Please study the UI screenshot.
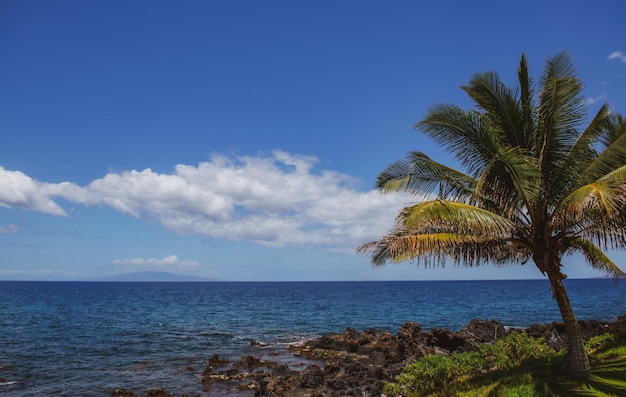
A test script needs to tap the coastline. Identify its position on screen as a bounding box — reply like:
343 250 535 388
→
109 315 626 397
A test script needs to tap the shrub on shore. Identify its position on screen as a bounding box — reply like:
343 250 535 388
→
384 331 626 396
384 332 561 396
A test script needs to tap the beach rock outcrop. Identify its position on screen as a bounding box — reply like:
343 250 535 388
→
461 319 508 344
525 319 616 349
200 319 511 396
145 389 172 397
112 387 192 397
201 317 625 396
112 316 626 397
288 319 508 396
111 389 174 397
112 390 137 397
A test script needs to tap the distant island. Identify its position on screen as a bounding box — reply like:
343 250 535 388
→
91 271 217 282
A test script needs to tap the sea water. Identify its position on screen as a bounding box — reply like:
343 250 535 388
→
0 279 624 396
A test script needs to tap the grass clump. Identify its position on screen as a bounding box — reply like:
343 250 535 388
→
384 332 559 396
384 331 626 397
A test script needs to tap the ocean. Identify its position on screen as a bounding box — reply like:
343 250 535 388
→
1 279 624 396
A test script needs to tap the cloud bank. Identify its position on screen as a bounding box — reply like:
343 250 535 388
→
0 268 82 277
113 255 199 268
0 167 69 216
0 151 412 251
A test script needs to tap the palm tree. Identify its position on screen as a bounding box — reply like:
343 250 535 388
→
358 52 626 378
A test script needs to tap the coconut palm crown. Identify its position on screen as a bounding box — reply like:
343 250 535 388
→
358 52 626 378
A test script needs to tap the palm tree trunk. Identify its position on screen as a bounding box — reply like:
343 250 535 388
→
548 274 590 378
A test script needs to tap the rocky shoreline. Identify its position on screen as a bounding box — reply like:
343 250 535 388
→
113 316 626 397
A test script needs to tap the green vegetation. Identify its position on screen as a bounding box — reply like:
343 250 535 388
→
358 52 626 378
384 331 626 396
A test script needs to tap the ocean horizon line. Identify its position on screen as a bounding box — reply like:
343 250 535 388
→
0 277 611 283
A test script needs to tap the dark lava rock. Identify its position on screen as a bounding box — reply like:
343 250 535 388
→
525 321 567 348
424 319 509 354
111 388 197 397
610 315 626 332
114 316 625 397
208 353 229 367
145 388 172 397
525 319 615 349
250 320 512 396
250 317 625 396
427 327 469 352
112 390 137 397
234 355 277 371
461 319 508 344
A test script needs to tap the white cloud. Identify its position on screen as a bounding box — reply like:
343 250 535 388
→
0 224 18 234
0 151 413 251
0 167 69 216
0 268 82 276
608 51 626 63
113 255 199 268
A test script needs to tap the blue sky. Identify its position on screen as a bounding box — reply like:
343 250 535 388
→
1 0 625 281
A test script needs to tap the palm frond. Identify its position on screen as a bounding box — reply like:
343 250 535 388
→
556 178 626 220
537 51 587 171
584 127 626 184
568 237 626 278
518 53 536 147
598 164 626 188
473 145 540 217
600 112 626 148
416 105 500 177
553 173 626 254
555 103 612 191
462 71 526 147
568 216 626 253
357 200 530 267
357 230 520 268
375 151 476 200
400 200 518 237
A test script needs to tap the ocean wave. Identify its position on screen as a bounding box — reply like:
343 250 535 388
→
0 381 17 386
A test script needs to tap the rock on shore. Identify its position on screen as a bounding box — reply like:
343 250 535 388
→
112 316 626 397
